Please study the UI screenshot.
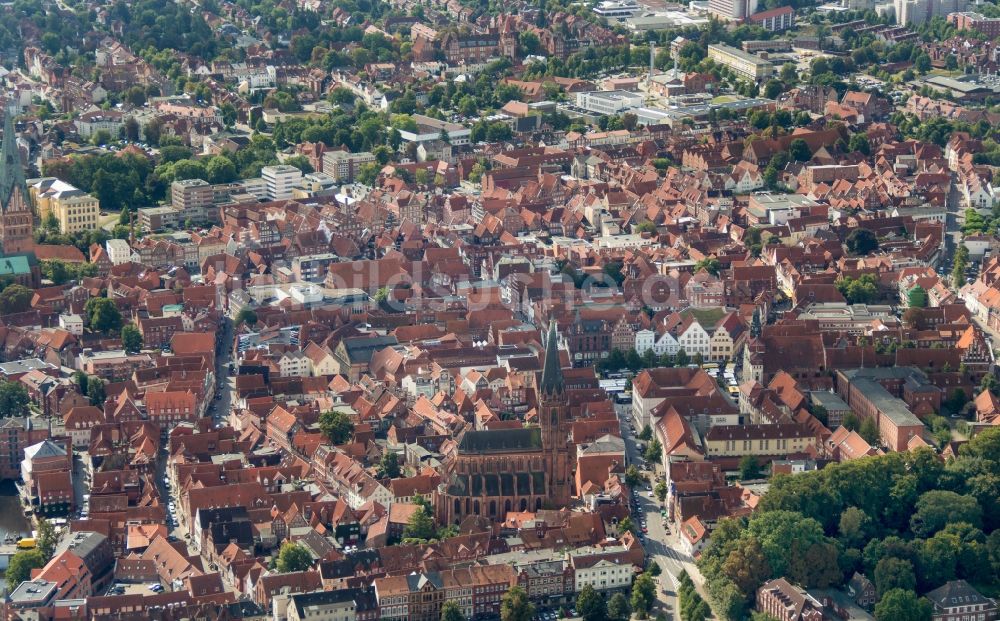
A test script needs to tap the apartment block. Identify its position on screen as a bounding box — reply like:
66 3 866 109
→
948 11 1000 36
748 6 795 31
707 44 774 82
171 178 215 222
322 150 376 183
708 0 758 19
261 165 303 201
894 0 967 24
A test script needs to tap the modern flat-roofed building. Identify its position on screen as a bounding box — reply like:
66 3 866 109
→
575 90 644 115
748 6 795 31
708 44 774 82
708 0 757 19
396 114 471 145
261 164 303 201
322 150 376 182
171 178 215 222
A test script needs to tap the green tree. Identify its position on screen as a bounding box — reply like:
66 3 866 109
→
91 129 113 147
441 601 466 621
780 62 798 83
875 589 932 621
87 377 106 407
635 221 658 235
36 517 60 559
121 324 143 354
849 133 871 155
73 371 89 396
84 297 123 334
6 549 46 586
500 585 535 621
319 409 355 445
608 592 631 621
675 349 690 367
124 116 141 141
619 516 638 535
0 381 30 418
631 571 657 617
638 424 653 441
789 138 812 162
0 284 33 314
739 455 761 480
206 156 237 184
275 542 313 572
577 584 608 621
859 418 880 445
377 451 400 479
43 210 59 232
655 480 668 502
694 257 722 276
763 79 784 100
402 505 437 541
875 557 917 598
235 308 258 327
357 162 380 186
721 536 772 603
644 439 662 463
625 464 643 487
907 285 928 308
846 229 879 255
284 155 314 174
746 510 828 577
838 507 870 548
910 490 982 537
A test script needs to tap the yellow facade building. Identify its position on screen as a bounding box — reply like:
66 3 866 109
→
27 177 100 234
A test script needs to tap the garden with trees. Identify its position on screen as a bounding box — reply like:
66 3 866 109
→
697 429 1000 621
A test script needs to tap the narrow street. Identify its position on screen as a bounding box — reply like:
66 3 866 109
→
615 403 708 620
152 318 235 570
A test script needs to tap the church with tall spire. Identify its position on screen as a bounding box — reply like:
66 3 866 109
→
0 108 34 254
434 321 574 524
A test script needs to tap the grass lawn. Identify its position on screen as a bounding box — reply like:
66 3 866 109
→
711 95 740 104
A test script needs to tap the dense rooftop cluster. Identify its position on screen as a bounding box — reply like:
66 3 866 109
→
0 0 998 620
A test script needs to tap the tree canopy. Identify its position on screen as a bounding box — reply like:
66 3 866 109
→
319 409 355 445
0 381 30 418
500 585 535 621
7 549 46 586
85 298 123 334
275 542 313 573
697 430 1000 620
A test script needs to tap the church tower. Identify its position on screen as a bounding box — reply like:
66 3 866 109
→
539 320 572 507
0 108 34 254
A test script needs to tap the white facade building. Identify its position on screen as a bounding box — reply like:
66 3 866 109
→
261 165 303 201
575 91 644 115
106 238 133 265
572 557 634 592
635 329 655 354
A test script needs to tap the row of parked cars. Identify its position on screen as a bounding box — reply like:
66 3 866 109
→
164 475 179 528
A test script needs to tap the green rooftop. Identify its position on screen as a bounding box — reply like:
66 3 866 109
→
0 255 32 275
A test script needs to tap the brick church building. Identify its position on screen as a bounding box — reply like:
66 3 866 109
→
435 321 573 524
0 109 34 254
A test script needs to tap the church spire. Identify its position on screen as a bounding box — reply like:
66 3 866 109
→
539 320 564 398
0 106 27 212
